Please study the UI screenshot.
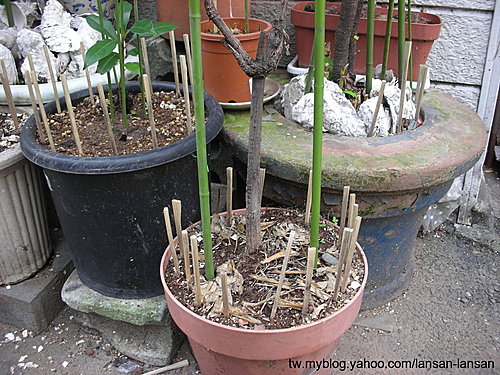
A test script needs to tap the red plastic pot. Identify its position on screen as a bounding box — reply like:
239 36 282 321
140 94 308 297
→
201 18 272 103
156 0 251 41
160 208 367 374
291 1 441 81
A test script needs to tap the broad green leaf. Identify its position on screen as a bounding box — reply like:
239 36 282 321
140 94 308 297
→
130 19 154 36
150 22 177 36
84 39 118 69
96 52 119 74
122 1 133 29
124 62 141 74
128 47 139 56
86 15 117 39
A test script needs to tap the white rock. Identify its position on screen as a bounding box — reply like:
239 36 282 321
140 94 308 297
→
0 44 17 83
56 52 71 76
350 280 361 290
17 29 57 82
0 27 17 50
382 82 416 134
4 333 15 342
21 330 28 338
62 361 69 368
281 75 307 119
358 97 392 137
40 0 80 53
78 17 101 52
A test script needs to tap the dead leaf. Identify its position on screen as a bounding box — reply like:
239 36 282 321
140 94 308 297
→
260 250 300 264
260 221 276 231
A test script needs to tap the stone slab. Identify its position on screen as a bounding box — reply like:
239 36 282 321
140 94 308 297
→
0 243 73 333
62 271 168 326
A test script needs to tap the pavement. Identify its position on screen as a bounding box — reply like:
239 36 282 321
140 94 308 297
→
1 169 498 375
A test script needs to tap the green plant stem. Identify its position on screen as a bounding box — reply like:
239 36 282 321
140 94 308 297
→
310 0 325 267
366 0 375 94
189 0 213 280
96 0 115 122
398 0 405 88
381 0 394 80
133 0 147 115
3 0 14 27
407 0 413 89
244 0 250 33
116 1 128 128
304 40 315 94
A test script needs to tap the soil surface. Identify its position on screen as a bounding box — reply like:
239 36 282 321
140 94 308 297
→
42 91 192 157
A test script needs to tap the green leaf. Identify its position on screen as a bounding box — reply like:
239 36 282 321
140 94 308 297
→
84 40 118 69
150 22 177 36
86 15 116 39
128 47 139 56
124 62 141 74
96 52 119 74
122 1 133 28
130 20 177 37
344 89 357 98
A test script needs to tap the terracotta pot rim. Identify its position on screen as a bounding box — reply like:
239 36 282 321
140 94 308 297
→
200 17 273 42
160 207 368 335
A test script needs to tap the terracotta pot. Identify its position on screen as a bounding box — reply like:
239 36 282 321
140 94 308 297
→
201 18 272 103
156 0 251 41
291 1 441 81
160 208 367 374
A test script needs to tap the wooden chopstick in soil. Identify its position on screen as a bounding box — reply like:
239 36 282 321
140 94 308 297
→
333 227 353 301
168 30 180 97
368 80 386 137
347 194 357 229
221 271 230 317
270 230 296 321
79 42 95 106
302 247 316 315
163 207 180 275
142 74 158 148
182 34 194 86
60 74 83 155
190 235 202 306
396 41 412 134
179 55 193 134
181 230 191 284
24 71 44 140
0 61 18 129
226 167 233 225
341 216 362 293
96 83 118 155
339 186 350 243
42 44 62 112
305 169 313 225
414 64 428 122
30 70 56 152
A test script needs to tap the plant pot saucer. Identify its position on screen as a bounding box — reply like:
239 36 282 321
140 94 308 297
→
219 78 281 110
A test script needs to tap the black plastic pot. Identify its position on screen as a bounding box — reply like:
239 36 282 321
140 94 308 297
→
21 82 224 299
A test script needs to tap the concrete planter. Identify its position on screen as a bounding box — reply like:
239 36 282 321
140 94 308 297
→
0 144 52 284
220 90 487 309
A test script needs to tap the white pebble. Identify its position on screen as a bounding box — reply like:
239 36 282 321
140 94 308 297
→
5 333 15 342
62 361 69 368
350 281 361 290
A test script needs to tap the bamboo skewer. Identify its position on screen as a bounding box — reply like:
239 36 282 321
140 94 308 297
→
341 216 362 293
31 71 55 152
270 230 296 321
221 272 230 317
60 74 83 155
168 30 180 97
182 34 194 86
43 44 61 113
414 65 428 121
333 228 353 301
141 360 189 375
26 53 35 73
339 186 350 243
0 61 18 129
347 194 357 229
172 199 185 264
302 247 316 315
79 43 95 106
190 235 202 306
368 80 386 137
139 37 154 98
181 230 191 283
259 168 266 204
163 207 180 275
142 74 158 148
226 167 233 224
179 55 193 134
96 84 118 155
396 41 412 134
24 72 44 140
305 169 313 225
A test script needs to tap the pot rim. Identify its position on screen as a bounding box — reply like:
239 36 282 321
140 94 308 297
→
160 207 368 335
20 81 224 175
200 17 273 42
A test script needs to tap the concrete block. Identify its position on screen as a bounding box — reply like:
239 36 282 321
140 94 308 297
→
0 243 73 333
62 271 182 366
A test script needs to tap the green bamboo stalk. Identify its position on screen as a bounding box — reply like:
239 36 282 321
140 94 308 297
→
244 0 250 34
398 0 405 88
3 0 14 27
366 0 375 94
189 0 213 280
96 0 116 122
407 0 413 90
310 0 326 267
381 0 394 80
133 0 147 115
116 0 128 128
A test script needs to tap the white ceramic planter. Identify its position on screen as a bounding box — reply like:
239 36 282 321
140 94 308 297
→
0 144 52 284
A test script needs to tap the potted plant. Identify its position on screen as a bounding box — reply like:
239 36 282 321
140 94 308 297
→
156 0 251 40
291 1 441 81
20 0 224 298
161 0 367 372
220 0 487 309
0 109 51 285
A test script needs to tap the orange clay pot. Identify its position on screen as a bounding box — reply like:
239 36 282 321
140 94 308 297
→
156 0 251 41
160 208 368 375
201 18 272 103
